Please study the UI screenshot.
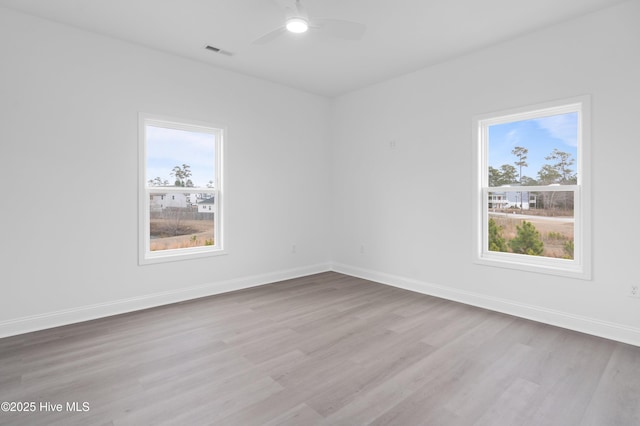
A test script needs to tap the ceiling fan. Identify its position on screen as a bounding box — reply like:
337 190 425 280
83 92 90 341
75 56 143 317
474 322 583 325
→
253 0 366 45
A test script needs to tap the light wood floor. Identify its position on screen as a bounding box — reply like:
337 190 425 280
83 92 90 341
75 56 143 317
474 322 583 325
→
1 272 638 425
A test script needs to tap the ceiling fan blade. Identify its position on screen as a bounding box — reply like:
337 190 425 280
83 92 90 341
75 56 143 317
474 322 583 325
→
311 18 366 40
252 26 287 45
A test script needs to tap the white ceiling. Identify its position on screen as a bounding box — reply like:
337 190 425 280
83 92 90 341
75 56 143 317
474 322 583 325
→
0 0 629 97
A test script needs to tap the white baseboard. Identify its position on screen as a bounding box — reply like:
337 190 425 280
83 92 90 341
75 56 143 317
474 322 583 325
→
0 263 332 338
4 262 638 347
331 263 640 347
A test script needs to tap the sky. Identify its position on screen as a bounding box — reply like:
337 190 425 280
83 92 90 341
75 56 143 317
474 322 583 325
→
146 126 216 188
488 111 578 182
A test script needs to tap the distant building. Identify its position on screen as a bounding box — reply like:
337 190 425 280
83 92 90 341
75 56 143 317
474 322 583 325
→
489 188 536 210
197 196 215 213
149 192 197 211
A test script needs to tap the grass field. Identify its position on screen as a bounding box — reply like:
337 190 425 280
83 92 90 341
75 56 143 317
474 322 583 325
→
490 212 573 258
150 218 214 251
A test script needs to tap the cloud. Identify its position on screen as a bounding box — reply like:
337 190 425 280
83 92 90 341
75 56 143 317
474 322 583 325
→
506 129 519 145
533 112 578 147
146 126 216 187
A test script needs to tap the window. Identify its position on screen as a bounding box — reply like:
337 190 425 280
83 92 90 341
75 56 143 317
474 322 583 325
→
139 114 225 264
474 97 591 279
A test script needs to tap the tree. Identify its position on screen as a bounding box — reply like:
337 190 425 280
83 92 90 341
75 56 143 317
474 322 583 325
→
148 177 169 187
488 166 501 187
512 146 528 209
545 148 576 184
161 207 186 237
544 149 576 211
537 149 576 211
498 165 518 185
563 240 574 259
488 218 508 252
171 166 184 186
509 221 544 255
489 164 518 186
536 164 560 210
170 164 193 187
520 176 538 186
181 163 192 183
537 164 561 185
512 146 528 182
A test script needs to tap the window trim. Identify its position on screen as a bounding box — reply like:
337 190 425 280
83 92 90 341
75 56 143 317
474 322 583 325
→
138 113 226 265
473 96 591 279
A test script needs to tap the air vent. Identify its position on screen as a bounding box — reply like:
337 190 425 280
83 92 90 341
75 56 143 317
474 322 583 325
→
205 45 233 56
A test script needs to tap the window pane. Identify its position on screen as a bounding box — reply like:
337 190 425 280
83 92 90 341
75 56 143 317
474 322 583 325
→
149 192 215 252
488 112 578 186
146 126 216 188
488 191 574 259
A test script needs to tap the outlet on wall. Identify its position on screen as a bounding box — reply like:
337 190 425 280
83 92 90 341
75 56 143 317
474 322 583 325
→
630 285 640 298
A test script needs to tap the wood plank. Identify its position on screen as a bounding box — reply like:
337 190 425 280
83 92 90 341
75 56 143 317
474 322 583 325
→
0 272 638 426
580 342 640 426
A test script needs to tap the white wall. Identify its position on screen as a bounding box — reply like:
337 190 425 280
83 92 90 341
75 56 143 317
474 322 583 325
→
0 7 331 334
330 1 640 345
2 2 639 345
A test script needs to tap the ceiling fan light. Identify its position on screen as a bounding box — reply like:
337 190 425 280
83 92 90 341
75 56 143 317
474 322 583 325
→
286 17 308 33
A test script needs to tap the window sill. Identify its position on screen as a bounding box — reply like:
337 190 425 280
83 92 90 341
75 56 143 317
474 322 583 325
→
140 248 227 266
475 252 591 280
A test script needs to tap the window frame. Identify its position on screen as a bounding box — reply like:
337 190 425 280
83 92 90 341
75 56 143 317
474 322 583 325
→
138 113 226 265
473 96 591 279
